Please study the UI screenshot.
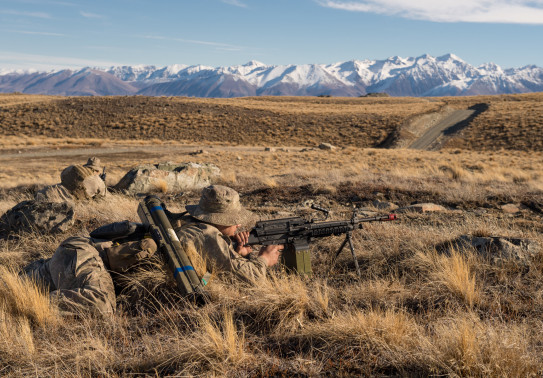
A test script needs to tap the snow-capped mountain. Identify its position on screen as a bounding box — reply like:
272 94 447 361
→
0 54 542 97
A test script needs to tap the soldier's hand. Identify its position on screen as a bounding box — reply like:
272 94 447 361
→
258 244 283 267
233 231 252 257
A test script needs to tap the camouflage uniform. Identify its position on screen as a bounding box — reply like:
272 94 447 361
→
24 236 157 314
60 164 106 200
36 156 107 203
175 185 273 283
0 157 106 234
176 220 268 283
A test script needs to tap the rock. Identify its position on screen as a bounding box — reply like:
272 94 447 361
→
397 203 447 213
114 162 220 195
318 143 336 150
372 200 398 211
0 200 75 234
189 149 208 156
500 203 520 213
372 191 385 200
446 235 539 263
264 147 276 152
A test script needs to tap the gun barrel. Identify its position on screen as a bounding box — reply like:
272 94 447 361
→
356 213 397 222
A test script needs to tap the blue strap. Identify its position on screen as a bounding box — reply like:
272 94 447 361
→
150 205 163 213
174 266 195 278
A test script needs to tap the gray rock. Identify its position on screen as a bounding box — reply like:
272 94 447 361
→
372 200 398 211
447 235 539 263
318 143 336 150
501 203 520 213
0 200 75 234
189 149 208 156
114 162 220 195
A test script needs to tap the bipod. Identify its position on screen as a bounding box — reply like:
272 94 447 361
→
329 231 361 278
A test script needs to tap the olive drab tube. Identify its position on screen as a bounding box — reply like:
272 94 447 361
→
137 195 205 296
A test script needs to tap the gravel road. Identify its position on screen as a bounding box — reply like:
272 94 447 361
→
409 109 476 150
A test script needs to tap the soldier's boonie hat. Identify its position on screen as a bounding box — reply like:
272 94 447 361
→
186 185 254 227
83 157 103 172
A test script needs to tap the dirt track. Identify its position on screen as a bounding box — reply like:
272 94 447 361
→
0 144 300 160
409 109 476 150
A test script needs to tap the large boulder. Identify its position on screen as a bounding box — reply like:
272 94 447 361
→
114 162 220 195
0 200 75 234
445 235 539 263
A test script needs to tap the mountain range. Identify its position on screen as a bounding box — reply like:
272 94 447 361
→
1 54 542 97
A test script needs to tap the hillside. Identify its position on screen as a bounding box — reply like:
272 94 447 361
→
0 93 542 376
1 92 543 151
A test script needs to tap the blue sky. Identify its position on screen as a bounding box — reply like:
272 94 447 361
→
1 0 542 71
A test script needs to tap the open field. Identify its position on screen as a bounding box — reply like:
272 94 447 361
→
1 92 543 150
0 93 542 376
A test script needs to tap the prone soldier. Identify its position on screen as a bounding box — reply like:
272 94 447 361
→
172 185 283 284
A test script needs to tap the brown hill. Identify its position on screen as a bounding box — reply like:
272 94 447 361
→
0 92 542 151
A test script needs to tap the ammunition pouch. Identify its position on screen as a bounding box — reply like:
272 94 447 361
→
281 242 312 276
105 238 157 272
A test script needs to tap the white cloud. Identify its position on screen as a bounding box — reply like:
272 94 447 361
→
5 0 75 6
0 51 123 71
143 35 243 51
0 9 51 18
9 30 65 37
318 0 543 24
80 11 104 19
221 0 247 8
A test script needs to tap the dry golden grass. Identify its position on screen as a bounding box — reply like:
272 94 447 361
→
1 92 542 151
0 266 59 327
0 309 36 364
0 93 542 375
414 250 480 307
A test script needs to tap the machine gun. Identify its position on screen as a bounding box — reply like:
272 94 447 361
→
241 204 397 277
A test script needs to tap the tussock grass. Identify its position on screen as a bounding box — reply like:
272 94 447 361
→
0 266 59 327
153 179 169 193
0 308 35 364
414 250 480 308
0 100 542 375
237 273 311 334
432 314 540 377
74 193 140 224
